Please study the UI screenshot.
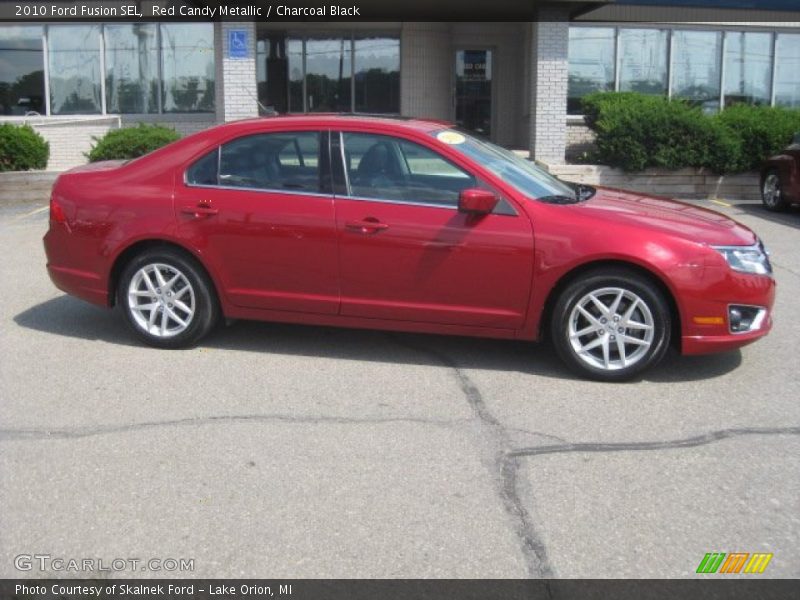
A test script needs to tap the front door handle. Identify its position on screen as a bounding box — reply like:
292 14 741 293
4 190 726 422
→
180 205 219 219
344 218 389 234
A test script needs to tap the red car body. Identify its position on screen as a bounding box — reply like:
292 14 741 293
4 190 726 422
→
44 115 774 367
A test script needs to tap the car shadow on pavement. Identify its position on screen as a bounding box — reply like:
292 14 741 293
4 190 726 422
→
13 295 141 347
732 202 800 231
15 295 743 383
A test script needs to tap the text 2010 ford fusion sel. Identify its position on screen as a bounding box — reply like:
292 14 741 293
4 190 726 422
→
44 115 775 381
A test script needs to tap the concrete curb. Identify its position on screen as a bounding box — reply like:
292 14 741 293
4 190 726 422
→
0 171 61 204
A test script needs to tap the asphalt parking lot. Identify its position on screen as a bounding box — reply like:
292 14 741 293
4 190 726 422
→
0 197 798 578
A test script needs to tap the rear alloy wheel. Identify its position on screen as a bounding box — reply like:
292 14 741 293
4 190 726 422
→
119 249 218 348
551 269 671 381
761 170 787 212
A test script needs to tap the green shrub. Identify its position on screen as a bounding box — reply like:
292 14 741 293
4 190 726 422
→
580 92 800 174
713 104 800 172
87 124 180 162
0 123 49 171
581 92 739 172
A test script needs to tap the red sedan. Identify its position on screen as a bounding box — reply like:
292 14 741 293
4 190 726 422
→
44 115 775 381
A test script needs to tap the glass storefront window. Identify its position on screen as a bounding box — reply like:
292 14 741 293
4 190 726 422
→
261 31 400 115
618 28 669 95
48 25 102 115
354 36 400 114
0 26 44 115
287 38 304 113
774 33 800 108
105 24 159 114
671 30 722 111
567 27 615 115
723 31 772 107
305 37 351 112
160 23 214 113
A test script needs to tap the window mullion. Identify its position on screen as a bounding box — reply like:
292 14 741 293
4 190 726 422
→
42 25 51 116
99 25 107 115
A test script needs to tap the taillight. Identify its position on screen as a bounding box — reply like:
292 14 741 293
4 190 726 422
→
50 194 66 223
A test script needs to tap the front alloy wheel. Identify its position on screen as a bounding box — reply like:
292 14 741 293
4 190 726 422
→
761 171 787 212
552 269 671 381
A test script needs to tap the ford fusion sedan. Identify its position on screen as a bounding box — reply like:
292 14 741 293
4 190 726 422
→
44 115 775 381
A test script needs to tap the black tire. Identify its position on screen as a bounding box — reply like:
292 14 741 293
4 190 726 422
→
550 268 671 382
761 169 788 212
117 247 219 349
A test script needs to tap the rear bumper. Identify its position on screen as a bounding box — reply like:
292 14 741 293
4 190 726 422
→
44 229 108 306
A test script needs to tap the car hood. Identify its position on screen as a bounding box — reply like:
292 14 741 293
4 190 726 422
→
575 187 757 246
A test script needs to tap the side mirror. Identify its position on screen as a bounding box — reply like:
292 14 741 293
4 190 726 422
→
458 188 498 216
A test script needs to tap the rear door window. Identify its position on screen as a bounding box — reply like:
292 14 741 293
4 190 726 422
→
217 131 322 193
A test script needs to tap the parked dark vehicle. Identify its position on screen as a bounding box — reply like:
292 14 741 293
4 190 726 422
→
761 132 800 211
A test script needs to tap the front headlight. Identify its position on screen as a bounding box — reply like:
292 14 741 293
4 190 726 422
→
711 241 772 275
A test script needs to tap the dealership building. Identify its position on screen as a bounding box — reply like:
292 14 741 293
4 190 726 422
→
1 0 799 169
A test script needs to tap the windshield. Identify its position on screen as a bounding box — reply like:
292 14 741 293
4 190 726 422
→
431 129 577 201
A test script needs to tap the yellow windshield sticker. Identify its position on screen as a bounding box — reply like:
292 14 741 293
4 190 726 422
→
437 131 466 145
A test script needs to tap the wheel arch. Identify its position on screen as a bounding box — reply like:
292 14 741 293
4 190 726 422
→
108 239 222 308
538 259 683 350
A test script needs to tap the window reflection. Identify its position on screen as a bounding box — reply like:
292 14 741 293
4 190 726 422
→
724 32 772 107
567 27 615 115
305 37 351 112
161 23 214 113
671 30 722 112
287 38 304 113
259 31 400 115
354 36 400 113
618 29 668 95
105 24 158 114
48 25 102 115
775 34 800 108
0 26 44 115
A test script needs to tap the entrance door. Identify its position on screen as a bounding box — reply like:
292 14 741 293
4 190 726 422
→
455 49 493 139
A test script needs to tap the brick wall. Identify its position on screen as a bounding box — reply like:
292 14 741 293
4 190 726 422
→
400 23 452 121
566 119 597 161
528 7 570 163
217 21 259 122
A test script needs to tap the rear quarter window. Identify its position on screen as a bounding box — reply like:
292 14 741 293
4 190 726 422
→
186 150 218 186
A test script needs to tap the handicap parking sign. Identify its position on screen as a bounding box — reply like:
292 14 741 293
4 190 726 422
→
228 30 248 59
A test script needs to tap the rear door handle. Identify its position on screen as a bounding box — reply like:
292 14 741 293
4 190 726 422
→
344 218 389 234
180 205 219 218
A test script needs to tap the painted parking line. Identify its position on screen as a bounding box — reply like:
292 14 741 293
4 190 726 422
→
710 199 733 208
9 205 49 222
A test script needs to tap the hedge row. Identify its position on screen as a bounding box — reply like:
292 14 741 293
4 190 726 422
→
581 92 800 173
87 124 180 162
0 123 49 171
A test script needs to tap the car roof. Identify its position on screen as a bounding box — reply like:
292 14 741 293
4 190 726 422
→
230 113 452 133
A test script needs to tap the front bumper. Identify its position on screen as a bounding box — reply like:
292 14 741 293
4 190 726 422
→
679 268 775 355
